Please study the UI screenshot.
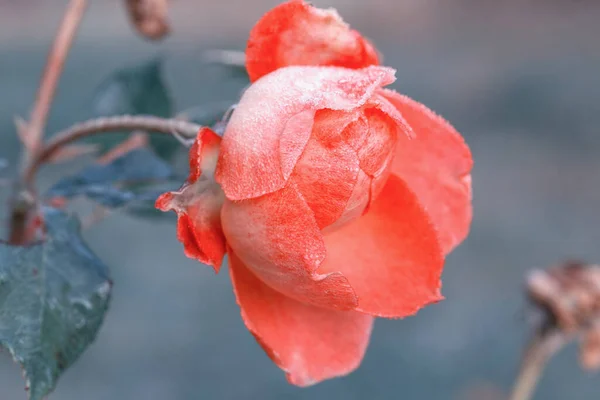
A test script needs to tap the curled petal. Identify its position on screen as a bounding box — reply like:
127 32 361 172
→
216 65 396 201
246 0 379 82
380 89 473 254
156 180 226 271
290 109 361 229
357 108 398 178
189 127 222 183
155 127 226 271
289 96 410 232
319 174 444 318
326 168 371 231
229 250 374 386
221 183 357 310
324 99 406 229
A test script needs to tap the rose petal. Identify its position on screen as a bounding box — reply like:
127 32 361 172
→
229 249 374 386
357 108 397 178
156 178 226 272
319 174 444 318
380 89 473 254
246 0 379 82
216 65 396 201
291 98 409 232
221 182 358 310
290 109 361 229
155 127 226 271
188 127 222 182
325 168 371 232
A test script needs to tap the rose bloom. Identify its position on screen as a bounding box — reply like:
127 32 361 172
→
157 0 472 386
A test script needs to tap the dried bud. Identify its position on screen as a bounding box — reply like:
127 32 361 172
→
125 0 170 41
527 260 600 370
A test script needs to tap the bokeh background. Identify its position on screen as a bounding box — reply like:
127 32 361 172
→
1 1 600 399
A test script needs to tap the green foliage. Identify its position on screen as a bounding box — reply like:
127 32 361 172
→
88 57 179 160
46 148 182 218
0 208 112 400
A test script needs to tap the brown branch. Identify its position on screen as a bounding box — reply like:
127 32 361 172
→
9 114 199 244
9 115 200 244
509 261 600 400
7 189 37 245
8 0 88 245
25 0 88 153
509 330 566 400
24 115 201 186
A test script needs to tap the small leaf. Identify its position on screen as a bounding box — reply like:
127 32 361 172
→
88 57 178 160
46 148 182 217
0 208 112 400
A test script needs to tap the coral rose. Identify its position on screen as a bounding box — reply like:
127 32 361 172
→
157 0 472 387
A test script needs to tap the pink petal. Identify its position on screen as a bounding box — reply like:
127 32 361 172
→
155 127 226 271
380 89 473 254
188 127 222 183
288 96 410 232
216 65 396 201
246 0 379 82
319 174 445 318
326 168 371 231
357 108 398 179
328 98 408 229
156 179 226 271
221 182 358 310
229 249 374 386
290 109 362 229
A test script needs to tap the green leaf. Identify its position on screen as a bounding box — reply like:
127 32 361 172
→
0 208 112 400
46 148 182 219
88 57 178 160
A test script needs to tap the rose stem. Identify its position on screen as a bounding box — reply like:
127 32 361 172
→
508 329 566 400
9 0 88 244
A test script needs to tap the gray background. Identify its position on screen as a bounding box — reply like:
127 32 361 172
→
1 1 599 399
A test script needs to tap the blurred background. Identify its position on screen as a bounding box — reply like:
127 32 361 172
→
1 0 600 399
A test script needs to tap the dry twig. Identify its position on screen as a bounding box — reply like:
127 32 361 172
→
510 261 600 400
24 115 200 186
8 0 88 244
23 0 88 154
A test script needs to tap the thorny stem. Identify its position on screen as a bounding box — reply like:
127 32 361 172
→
9 0 88 244
509 330 566 400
